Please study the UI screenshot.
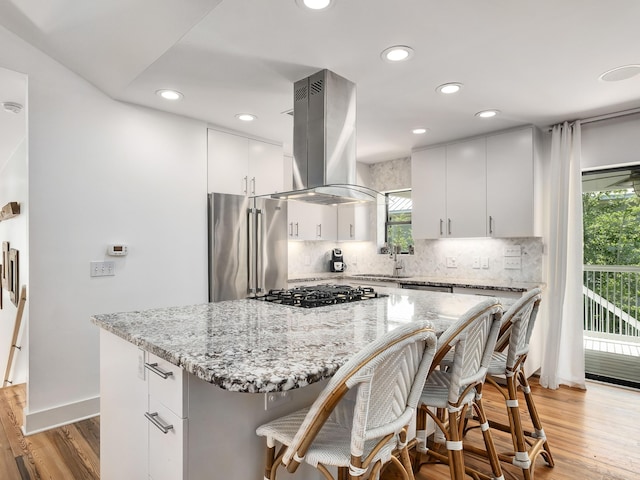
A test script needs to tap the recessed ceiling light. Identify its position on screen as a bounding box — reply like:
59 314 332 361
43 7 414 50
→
436 83 463 94
475 109 500 118
236 113 257 122
296 0 333 10
156 89 183 101
381 45 414 63
412 128 428 134
599 64 640 82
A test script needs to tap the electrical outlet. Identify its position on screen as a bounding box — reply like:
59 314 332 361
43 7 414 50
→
481 257 489 269
504 246 522 257
504 257 522 269
265 391 291 410
446 257 457 268
90 261 116 277
472 257 480 269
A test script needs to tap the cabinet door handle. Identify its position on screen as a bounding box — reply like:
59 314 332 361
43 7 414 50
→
145 412 174 434
289 222 293 236
439 219 443 236
350 224 354 238
447 218 452 235
489 215 494 234
295 222 299 237
144 362 173 379
317 224 322 238
243 176 248 195
251 177 256 195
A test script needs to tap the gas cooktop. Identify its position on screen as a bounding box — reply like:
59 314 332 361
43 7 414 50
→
254 284 387 308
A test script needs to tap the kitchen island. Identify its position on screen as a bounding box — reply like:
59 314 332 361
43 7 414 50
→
92 288 509 480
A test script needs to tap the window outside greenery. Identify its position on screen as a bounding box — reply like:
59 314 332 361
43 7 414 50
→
386 190 413 254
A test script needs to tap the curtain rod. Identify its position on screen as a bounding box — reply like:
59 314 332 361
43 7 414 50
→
547 107 640 131
579 107 640 126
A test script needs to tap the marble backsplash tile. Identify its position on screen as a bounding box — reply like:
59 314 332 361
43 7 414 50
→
289 237 543 283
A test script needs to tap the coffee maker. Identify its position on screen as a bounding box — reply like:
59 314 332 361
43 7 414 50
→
329 248 346 272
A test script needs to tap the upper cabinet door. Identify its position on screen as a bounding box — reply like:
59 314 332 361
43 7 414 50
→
412 146 447 239
207 129 249 195
337 204 371 241
486 128 534 237
248 139 284 196
445 138 487 238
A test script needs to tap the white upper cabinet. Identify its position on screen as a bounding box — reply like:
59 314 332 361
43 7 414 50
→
288 200 337 241
207 129 284 196
486 128 534 237
412 126 536 239
445 137 487 238
412 146 447 238
337 203 371 241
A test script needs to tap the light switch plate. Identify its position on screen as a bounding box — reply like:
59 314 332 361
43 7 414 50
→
90 261 115 277
504 246 522 257
472 257 480 269
504 257 522 269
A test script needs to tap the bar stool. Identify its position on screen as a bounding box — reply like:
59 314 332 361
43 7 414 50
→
415 298 505 480
256 320 437 480
476 288 554 478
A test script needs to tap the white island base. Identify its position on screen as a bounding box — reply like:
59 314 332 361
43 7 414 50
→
100 330 327 480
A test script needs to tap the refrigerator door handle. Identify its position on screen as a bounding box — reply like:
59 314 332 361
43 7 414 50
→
256 208 264 293
247 207 256 294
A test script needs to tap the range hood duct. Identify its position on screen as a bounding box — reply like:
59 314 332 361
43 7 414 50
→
271 69 381 205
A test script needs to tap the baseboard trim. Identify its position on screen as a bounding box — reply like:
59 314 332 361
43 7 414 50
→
23 395 100 435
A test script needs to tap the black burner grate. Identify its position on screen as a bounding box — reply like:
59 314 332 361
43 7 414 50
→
254 284 385 308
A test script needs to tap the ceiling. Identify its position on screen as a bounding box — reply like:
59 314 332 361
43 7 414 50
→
1 0 640 164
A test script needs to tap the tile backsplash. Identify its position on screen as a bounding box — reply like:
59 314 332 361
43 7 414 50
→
289 237 543 283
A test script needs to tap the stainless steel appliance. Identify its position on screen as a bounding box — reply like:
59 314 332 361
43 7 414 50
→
329 248 346 272
254 285 386 308
208 193 288 302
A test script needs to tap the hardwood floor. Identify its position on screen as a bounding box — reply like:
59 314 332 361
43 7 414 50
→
0 379 638 479
0 385 99 479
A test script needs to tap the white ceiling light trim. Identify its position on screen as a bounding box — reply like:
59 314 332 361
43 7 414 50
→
381 45 414 63
236 113 257 122
475 109 500 118
296 0 333 10
156 89 183 101
436 83 463 94
412 128 428 134
599 64 640 82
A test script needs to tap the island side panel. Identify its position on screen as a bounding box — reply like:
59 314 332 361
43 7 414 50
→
187 372 328 479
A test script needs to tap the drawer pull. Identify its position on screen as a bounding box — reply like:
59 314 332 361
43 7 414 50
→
144 362 173 379
145 412 174 434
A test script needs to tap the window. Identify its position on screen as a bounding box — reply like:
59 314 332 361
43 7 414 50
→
385 190 413 254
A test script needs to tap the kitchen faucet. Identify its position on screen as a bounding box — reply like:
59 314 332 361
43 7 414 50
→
390 244 404 277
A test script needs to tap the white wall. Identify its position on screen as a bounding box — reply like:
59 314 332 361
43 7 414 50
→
0 138 28 386
1 24 209 433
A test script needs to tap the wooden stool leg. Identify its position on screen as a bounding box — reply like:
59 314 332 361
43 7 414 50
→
447 408 466 480
518 370 555 467
474 387 505 480
506 372 533 477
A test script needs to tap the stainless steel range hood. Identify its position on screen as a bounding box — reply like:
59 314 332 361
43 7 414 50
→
272 69 382 205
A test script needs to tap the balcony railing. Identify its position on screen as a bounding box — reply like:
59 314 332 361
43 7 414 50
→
583 265 640 343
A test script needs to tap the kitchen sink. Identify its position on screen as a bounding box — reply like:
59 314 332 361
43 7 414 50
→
350 273 411 279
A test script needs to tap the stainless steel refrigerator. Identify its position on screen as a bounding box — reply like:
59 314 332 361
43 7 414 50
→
208 193 288 302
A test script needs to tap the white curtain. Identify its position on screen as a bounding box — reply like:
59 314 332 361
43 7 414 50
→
540 121 586 390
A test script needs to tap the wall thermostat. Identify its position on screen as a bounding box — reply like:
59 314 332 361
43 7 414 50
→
107 244 128 256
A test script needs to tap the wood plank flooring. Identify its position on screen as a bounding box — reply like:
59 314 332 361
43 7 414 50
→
0 379 638 479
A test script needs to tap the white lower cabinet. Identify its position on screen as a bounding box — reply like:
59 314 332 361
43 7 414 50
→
100 329 327 479
148 398 187 480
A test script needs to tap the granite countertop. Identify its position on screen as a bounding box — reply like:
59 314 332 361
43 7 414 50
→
289 273 540 293
92 288 509 394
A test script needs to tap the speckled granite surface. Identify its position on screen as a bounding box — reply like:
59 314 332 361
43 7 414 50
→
92 289 509 394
